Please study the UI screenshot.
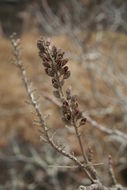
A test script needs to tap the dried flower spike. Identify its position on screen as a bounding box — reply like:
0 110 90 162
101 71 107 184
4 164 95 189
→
37 38 70 98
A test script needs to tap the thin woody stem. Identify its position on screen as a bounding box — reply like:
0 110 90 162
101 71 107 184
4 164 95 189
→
73 118 88 164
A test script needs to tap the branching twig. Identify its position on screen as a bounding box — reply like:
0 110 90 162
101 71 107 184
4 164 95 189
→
11 34 95 183
11 34 127 189
41 93 127 144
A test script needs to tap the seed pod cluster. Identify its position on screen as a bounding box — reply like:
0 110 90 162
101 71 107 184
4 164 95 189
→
62 88 86 126
37 39 70 98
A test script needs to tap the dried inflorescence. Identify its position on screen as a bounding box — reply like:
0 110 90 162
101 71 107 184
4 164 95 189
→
62 88 86 126
37 38 86 127
37 38 70 99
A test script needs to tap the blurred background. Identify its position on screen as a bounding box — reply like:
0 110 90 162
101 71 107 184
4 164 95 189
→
0 0 127 189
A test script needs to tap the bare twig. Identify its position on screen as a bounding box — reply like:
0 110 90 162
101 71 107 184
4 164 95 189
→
86 116 127 143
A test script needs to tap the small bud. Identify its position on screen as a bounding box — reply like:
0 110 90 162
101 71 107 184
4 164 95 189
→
76 111 82 120
63 71 70 79
62 117 71 125
66 87 71 100
79 118 86 126
63 66 68 72
60 66 68 75
56 61 62 70
63 101 69 107
43 61 51 68
61 58 68 66
52 79 59 89
45 68 54 77
43 56 50 62
57 50 64 59
46 40 50 47
37 40 45 53
65 113 71 121
53 83 59 89
53 90 60 98
52 46 57 53
71 95 77 103
52 46 57 59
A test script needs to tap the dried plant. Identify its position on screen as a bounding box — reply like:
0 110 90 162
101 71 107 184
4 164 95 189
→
11 34 127 190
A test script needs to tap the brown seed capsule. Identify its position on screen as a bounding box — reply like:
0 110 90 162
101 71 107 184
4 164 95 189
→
52 46 57 59
53 82 59 89
66 88 71 100
63 101 69 107
65 113 71 121
63 66 68 72
61 58 68 66
52 79 59 89
57 50 64 59
62 117 71 125
79 118 87 126
52 46 57 53
71 95 77 103
37 40 45 53
53 90 60 98
45 68 54 77
63 71 71 79
52 78 57 84
56 61 62 70
43 61 51 68
76 111 82 120
43 57 50 62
